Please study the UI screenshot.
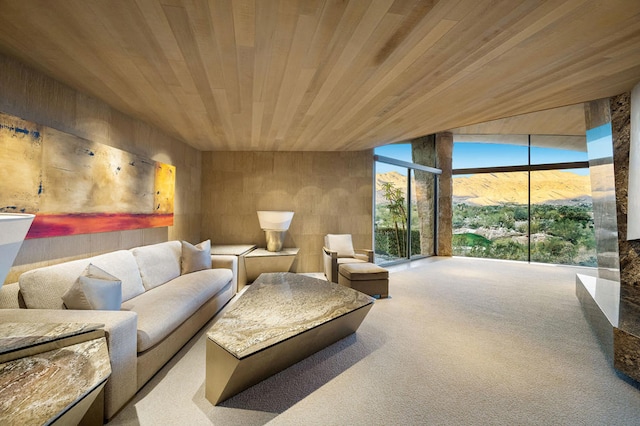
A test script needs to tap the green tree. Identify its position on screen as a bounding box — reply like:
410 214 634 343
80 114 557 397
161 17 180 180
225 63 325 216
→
381 182 408 257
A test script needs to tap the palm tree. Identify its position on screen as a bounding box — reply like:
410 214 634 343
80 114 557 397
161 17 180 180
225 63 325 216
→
381 182 407 257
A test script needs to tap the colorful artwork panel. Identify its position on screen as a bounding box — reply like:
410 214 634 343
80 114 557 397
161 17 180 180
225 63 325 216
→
27 213 173 239
0 114 43 213
0 112 175 239
154 162 175 214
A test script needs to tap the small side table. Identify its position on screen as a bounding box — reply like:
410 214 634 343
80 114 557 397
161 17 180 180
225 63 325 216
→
0 323 111 425
244 248 299 282
210 244 257 291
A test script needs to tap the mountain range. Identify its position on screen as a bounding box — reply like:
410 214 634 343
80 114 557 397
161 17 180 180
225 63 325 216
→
376 170 592 206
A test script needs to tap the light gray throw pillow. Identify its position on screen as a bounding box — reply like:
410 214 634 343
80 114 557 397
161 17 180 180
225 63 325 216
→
62 264 122 310
181 239 212 274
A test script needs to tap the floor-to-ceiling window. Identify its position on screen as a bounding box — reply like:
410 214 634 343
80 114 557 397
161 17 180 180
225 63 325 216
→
452 137 529 261
452 135 596 267
374 144 441 265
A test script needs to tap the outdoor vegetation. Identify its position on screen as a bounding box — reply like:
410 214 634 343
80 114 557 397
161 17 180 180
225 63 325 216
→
375 182 424 261
375 180 597 267
452 203 597 266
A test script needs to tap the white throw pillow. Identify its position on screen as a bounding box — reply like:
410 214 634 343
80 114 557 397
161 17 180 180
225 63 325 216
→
181 239 212 274
62 264 122 311
326 234 355 258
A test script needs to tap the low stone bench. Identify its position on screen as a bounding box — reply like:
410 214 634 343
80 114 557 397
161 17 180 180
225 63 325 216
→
338 262 389 298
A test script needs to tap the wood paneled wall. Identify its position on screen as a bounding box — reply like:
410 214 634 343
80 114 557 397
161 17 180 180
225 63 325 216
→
0 53 202 284
201 151 373 273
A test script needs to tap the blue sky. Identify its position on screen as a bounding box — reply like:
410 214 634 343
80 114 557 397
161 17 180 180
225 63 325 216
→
374 142 590 175
586 123 614 161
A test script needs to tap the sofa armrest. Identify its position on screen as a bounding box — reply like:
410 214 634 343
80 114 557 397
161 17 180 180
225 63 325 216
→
0 308 138 420
211 254 238 294
0 282 23 308
322 247 339 283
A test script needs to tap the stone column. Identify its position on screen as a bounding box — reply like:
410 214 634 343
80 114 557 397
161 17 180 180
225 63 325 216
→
436 132 453 256
583 89 640 383
610 91 640 382
411 135 436 256
411 132 453 257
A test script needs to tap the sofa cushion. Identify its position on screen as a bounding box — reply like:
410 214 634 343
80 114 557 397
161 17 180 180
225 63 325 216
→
20 250 145 309
131 241 182 291
181 240 212 274
62 264 122 311
121 268 232 352
91 251 146 302
337 258 367 266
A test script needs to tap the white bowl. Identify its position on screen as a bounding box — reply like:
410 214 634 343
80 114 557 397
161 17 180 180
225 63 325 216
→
257 211 294 231
0 213 35 287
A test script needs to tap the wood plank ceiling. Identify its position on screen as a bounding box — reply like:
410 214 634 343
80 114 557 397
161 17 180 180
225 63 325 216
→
0 0 638 151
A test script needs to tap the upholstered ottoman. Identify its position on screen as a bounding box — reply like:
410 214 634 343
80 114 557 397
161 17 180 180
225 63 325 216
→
338 262 389 298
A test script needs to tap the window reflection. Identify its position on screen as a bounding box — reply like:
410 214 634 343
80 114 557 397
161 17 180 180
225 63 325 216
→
530 135 587 164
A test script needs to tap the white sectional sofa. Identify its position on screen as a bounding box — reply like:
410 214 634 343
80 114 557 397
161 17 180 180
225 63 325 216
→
0 240 238 420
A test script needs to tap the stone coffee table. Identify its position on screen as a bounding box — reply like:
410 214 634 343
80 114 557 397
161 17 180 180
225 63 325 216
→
205 272 374 405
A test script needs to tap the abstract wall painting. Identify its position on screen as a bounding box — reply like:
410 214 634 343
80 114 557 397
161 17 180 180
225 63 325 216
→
0 112 175 239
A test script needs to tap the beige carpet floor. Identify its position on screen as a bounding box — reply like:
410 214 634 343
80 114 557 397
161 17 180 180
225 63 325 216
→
108 257 640 425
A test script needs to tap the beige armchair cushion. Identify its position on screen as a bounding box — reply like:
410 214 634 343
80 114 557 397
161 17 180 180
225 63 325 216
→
338 262 388 280
325 234 355 257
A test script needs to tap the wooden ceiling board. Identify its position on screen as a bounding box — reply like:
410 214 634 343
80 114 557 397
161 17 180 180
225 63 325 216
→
297 1 462 150
0 0 638 151
318 0 581 146
376 6 638 143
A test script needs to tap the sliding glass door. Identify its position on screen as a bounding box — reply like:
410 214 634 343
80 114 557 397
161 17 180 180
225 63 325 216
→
374 150 441 265
410 169 436 258
374 164 409 263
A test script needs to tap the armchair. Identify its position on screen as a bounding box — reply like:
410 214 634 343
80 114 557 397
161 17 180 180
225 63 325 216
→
322 234 374 283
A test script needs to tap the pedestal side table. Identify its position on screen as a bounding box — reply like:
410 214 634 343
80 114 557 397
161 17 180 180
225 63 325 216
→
244 247 299 282
210 244 257 291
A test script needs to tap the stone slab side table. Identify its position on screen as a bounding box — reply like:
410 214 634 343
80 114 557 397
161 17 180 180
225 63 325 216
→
0 322 111 425
244 247 299 282
211 244 257 291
